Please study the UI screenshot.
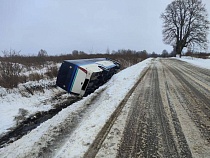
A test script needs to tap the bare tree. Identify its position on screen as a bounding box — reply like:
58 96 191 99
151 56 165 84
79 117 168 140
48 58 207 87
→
38 49 48 57
72 50 79 56
161 0 209 57
162 49 169 57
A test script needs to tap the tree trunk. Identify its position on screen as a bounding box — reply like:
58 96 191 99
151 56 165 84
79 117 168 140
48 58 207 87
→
176 44 183 58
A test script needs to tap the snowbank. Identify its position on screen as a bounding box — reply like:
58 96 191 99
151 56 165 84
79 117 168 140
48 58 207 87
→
176 56 210 69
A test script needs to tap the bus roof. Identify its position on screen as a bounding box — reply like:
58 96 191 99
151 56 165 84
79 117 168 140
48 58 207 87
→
64 58 106 66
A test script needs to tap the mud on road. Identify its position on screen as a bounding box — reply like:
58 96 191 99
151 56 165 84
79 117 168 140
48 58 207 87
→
87 58 210 158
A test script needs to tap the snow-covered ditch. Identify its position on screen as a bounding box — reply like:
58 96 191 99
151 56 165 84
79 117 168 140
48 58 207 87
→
0 79 66 135
0 62 62 136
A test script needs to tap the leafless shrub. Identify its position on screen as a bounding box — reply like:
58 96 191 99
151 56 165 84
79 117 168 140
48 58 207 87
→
14 108 29 125
185 51 193 57
193 53 210 59
185 51 210 59
45 66 58 79
18 75 27 84
19 89 31 98
29 73 44 81
28 85 45 94
0 61 22 88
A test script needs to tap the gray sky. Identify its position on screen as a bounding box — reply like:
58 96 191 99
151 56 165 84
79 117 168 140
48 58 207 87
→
0 0 210 56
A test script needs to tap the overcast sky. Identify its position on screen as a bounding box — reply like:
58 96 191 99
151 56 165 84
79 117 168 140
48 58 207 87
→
0 0 210 56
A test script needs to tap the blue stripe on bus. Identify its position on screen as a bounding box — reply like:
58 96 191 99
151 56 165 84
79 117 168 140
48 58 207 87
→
67 66 78 92
70 68 78 92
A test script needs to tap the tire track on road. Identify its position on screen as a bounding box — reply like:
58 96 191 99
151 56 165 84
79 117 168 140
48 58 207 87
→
84 64 151 158
161 59 210 157
165 61 210 143
117 60 191 157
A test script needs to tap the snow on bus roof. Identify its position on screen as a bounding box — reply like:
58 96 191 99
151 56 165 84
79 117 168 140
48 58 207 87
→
80 63 103 72
96 60 116 68
64 58 107 66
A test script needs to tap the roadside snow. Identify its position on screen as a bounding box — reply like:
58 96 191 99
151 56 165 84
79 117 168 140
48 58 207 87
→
0 79 61 135
176 56 210 69
0 61 62 136
0 58 152 158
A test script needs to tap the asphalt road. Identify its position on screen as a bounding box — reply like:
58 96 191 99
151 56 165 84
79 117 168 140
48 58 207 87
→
87 58 210 158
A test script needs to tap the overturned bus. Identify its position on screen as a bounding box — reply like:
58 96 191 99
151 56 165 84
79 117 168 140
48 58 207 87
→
56 58 120 97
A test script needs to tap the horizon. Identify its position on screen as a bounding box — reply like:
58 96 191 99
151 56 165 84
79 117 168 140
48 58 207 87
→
1 0 210 56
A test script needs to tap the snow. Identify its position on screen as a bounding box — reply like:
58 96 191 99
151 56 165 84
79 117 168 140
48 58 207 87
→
0 79 61 135
0 61 62 135
176 56 210 69
0 57 209 157
21 62 60 77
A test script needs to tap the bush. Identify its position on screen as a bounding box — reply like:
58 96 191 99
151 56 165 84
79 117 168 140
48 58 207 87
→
14 108 29 125
0 61 22 88
45 66 58 79
29 73 44 81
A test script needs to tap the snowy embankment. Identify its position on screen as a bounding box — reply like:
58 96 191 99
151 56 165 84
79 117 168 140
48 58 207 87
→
0 79 60 135
176 56 210 69
0 58 152 157
0 62 62 136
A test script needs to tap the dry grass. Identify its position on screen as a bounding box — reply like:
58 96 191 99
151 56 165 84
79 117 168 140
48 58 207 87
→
0 48 181 89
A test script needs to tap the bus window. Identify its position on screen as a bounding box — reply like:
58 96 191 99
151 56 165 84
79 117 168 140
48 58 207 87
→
82 79 89 90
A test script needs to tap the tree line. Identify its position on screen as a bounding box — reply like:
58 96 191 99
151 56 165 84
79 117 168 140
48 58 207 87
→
0 48 172 89
0 47 209 89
